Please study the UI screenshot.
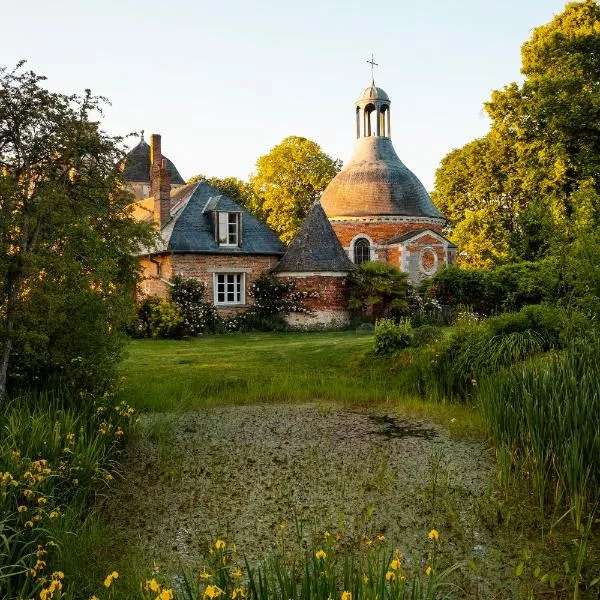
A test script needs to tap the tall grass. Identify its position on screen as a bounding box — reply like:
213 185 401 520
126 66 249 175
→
0 392 135 598
478 335 600 529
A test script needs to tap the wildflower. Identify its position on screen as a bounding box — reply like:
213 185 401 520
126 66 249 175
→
146 578 161 592
449 418 457 424
428 529 439 541
49 511 60 520
386 571 396 582
37 546 47 558
115 427 124 436
279 520 286 530
199 569 212 580
104 571 119 588
159 590 174 600
35 560 47 571
390 558 401 570
425 566 433 576
38 496 48 505
11 449 21 461
341 591 352 600
377 534 385 542
90 596 100 600
17 505 27 513
215 539 226 551
232 588 246 599
24 489 34 498
231 567 242 579
52 571 64 580
315 549 326 560
25 520 34 528
105 473 113 481
362 575 369 584
204 584 224 599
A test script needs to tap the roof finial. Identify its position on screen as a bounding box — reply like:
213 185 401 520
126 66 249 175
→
367 53 378 85
140 129 145 142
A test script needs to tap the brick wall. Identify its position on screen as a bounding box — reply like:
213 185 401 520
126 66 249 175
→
138 253 280 314
331 221 444 248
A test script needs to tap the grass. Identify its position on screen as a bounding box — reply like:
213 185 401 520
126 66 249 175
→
118 331 484 434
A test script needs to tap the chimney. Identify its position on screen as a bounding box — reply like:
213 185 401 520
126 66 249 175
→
150 134 171 228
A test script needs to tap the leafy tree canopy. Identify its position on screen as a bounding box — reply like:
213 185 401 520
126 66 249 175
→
250 136 341 244
433 0 600 267
187 174 265 219
0 62 152 398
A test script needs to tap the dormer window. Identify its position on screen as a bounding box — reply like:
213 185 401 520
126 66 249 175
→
217 212 241 246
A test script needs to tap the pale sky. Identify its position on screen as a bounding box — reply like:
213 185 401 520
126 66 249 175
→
4 0 569 190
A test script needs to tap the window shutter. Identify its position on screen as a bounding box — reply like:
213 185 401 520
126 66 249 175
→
217 212 228 244
237 213 242 247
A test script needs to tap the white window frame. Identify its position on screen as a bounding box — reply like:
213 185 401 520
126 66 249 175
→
216 211 241 246
213 272 246 306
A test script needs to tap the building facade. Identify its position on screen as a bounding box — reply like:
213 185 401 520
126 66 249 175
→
320 81 455 283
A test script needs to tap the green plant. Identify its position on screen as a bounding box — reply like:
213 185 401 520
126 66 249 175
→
348 263 409 322
374 319 413 356
411 326 443 348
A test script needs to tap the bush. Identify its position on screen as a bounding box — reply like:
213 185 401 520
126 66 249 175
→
374 318 413 355
149 301 185 339
348 262 409 321
411 325 443 347
170 276 220 335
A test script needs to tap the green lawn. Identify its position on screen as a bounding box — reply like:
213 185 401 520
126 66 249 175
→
119 331 482 432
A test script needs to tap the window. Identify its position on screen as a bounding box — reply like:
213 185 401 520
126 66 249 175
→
353 238 371 264
217 212 241 246
214 273 245 305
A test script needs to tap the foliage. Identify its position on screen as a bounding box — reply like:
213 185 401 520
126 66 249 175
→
416 305 574 402
186 174 265 220
410 325 443 348
374 319 413 356
348 262 409 321
148 301 185 339
0 62 151 398
422 260 566 315
432 1 600 267
250 136 341 243
479 333 600 534
169 276 219 336
0 391 134 598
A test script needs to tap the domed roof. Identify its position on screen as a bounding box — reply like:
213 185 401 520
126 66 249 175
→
320 137 444 219
121 139 185 185
358 83 390 103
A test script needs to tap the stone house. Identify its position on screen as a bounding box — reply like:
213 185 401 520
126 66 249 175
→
126 135 284 315
123 78 454 323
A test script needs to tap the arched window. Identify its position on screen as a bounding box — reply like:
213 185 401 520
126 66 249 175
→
354 238 371 264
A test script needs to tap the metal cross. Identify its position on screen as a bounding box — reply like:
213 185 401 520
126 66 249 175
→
367 53 378 81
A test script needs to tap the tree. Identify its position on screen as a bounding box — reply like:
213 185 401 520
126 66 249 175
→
433 0 600 266
0 62 151 398
250 136 341 243
187 174 265 219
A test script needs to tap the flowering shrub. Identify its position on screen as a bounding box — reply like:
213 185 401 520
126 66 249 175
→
170 276 220 336
248 273 312 316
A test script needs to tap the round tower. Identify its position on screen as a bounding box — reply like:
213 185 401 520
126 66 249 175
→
320 80 455 281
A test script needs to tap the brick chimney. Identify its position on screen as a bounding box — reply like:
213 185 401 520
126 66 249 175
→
150 134 171 228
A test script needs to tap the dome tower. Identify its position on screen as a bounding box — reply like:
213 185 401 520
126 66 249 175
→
320 72 455 282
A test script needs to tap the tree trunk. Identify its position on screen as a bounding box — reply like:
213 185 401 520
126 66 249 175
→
0 274 20 400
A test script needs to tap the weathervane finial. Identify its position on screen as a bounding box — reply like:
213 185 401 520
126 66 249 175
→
140 129 145 142
367 53 379 84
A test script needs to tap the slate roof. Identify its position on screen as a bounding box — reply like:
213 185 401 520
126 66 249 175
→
137 181 285 256
121 139 185 185
388 229 457 248
273 202 354 273
320 137 445 220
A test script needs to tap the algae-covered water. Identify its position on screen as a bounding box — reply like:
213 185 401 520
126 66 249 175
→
105 403 520 597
